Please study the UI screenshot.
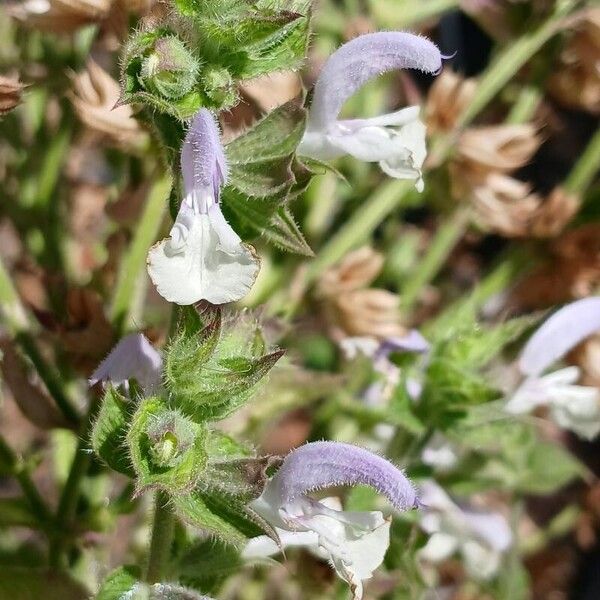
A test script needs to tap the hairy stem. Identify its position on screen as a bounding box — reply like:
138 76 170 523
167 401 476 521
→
49 396 100 567
145 490 175 584
110 174 171 335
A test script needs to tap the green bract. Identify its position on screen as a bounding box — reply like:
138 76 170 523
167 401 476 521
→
128 398 208 495
165 305 284 421
120 1 311 120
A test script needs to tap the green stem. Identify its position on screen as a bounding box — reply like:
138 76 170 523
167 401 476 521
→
50 396 100 567
506 85 542 124
145 491 175 584
369 0 459 28
110 174 171 335
308 180 412 282
564 126 600 195
429 1 576 166
401 208 470 315
284 179 413 318
458 0 576 129
0 256 80 425
0 437 53 527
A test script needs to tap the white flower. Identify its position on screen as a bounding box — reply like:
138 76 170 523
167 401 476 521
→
421 433 459 472
297 32 442 191
506 297 600 439
147 109 259 306
507 367 600 440
418 481 512 580
245 496 391 600
244 441 419 600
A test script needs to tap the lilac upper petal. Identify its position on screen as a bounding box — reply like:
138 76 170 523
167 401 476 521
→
271 441 418 511
377 330 430 358
308 32 442 130
89 333 163 393
181 109 228 199
519 297 600 377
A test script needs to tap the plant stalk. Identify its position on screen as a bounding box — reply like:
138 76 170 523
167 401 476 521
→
145 490 175 584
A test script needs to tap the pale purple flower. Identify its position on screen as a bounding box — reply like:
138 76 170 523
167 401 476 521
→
418 480 512 580
298 32 442 191
246 441 418 599
147 109 259 305
340 331 429 407
506 297 600 439
89 333 162 395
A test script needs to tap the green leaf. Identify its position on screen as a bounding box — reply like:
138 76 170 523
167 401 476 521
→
96 567 212 600
91 386 136 477
177 539 243 594
127 398 208 495
173 488 269 548
96 565 140 600
515 442 584 495
0 568 89 600
190 5 311 80
226 101 306 163
221 101 312 254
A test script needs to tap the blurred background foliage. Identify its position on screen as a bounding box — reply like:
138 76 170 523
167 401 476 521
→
0 0 599 599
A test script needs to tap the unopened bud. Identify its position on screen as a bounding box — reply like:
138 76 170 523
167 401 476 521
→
146 409 195 468
203 66 236 108
140 36 200 100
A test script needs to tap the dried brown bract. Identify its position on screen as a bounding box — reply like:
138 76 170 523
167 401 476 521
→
0 75 25 115
511 224 600 310
317 247 405 341
57 288 115 374
471 179 579 238
8 0 112 33
549 8 600 114
70 59 146 149
425 70 477 135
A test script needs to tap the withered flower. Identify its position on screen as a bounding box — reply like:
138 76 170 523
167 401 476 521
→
458 124 541 174
471 173 541 237
511 224 600 310
471 178 578 238
0 75 25 115
317 247 406 341
549 8 600 114
424 69 476 135
55 288 115 374
8 0 112 33
70 60 146 149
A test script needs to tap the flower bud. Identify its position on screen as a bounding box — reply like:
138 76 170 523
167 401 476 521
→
145 409 195 469
140 36 200 100
202 66 236 108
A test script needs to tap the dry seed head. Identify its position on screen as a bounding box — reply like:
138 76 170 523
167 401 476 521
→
70 60 145 148
424 69 477 135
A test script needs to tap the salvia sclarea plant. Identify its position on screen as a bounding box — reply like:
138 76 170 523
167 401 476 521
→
1 1 600 599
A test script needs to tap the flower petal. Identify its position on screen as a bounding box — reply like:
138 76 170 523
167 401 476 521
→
181 108 228 200
89 333 162 394
308 32 442 130
519 297 600 377
147 212 259 305
264 441 418 512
